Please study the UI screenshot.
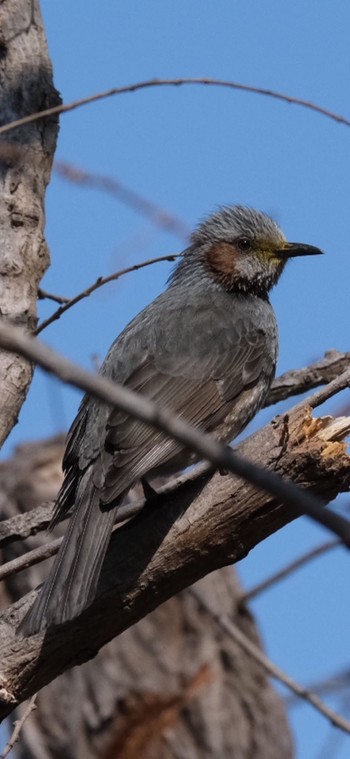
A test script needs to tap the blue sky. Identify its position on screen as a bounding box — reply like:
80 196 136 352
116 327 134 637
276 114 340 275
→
3 2 350 755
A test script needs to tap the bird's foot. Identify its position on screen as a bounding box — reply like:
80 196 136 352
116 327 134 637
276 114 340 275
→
141 477 158 502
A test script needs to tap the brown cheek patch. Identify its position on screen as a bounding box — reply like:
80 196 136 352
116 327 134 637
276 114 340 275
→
204 242 238 276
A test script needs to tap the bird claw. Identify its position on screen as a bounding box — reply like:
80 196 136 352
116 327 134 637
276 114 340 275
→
141 477 158 501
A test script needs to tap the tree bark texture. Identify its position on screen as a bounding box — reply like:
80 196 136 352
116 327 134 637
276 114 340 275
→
0 399 348 721
0 438 293 759
0 0 60 445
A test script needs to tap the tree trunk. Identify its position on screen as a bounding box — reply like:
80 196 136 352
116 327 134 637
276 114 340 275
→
0 0 60 445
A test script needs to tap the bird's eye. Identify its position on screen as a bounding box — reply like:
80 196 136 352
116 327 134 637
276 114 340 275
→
236 237 251 251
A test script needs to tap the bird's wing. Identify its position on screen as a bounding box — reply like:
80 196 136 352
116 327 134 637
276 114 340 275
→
49 396 90 525
100 311 270 502
30 296 273 631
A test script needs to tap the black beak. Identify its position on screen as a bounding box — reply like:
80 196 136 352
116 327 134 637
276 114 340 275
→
276 242 324 259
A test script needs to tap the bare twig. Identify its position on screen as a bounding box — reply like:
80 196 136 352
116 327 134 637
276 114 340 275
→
0 539 61 582
0 463 212 548
0 498 148 581
35 254 181 335
0 77 349 137
0 504 53 547
54 161 190 240
266 350 350 407
190 589 350 735
301 370 350 410
0 322 349 543
241 538 341 603
37 288 69 305
0 694 37 758
286 668 350 705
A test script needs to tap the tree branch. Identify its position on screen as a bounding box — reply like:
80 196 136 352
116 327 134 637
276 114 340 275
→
0 498 147 581
190 589 350 735
0 77 349 138
0 333 347 714
1 322 350 542
0 323 349 541
266 350 350 406
0 466 208 549
0 694 37 759
0 346 348 552
241 538 341 603
54 161 190 240
37 288 69 305
35 254 181 335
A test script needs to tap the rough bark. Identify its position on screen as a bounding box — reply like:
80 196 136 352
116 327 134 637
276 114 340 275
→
0 0 60 445
0 399 348 721
0 438 293 759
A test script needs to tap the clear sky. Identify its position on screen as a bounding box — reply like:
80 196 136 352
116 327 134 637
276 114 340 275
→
4 2 350 755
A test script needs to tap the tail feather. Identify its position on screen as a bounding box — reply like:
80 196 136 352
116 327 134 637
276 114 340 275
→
21 469 120 635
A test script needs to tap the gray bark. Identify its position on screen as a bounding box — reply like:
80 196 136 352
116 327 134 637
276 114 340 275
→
0 0 60 445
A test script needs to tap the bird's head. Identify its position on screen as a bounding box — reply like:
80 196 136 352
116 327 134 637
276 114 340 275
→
172 205 323 297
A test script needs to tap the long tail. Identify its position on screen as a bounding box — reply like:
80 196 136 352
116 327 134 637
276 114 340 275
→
21 468 120 635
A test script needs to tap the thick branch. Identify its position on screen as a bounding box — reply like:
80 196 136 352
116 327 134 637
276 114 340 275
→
0 394 348 716
0 350 348 549
0 323 349 543
0 0 60 445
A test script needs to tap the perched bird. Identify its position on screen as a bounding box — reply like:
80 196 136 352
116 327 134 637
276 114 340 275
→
22 205 322 634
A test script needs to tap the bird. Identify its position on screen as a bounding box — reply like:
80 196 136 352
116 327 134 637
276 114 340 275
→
22 205 322 634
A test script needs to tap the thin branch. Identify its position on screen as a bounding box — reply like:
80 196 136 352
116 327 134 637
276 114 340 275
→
0 694 37 758
0 498 148 581
241 538 341 603
0 322 349 543
266 350 350 407
301 370 350 410
0 78 349 138
54 161 190 240
286 668 350 704
35 271 350 406
37 288 69 305
0 539 61 583
190 589 350 735
35 253 181 335
0 503 53 547
0 463 211 548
